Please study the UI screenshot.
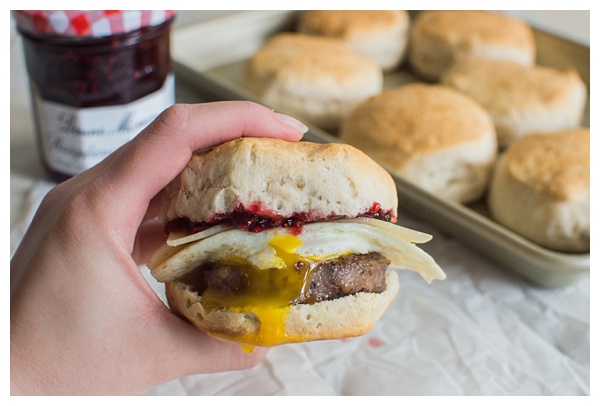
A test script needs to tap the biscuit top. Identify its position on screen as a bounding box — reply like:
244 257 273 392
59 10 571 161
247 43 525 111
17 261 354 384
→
442 58 586 112
244 33 381 86
503 128 590 200
160 138 398 223
298 10 409 37
413 10 534 51
340 84 494 157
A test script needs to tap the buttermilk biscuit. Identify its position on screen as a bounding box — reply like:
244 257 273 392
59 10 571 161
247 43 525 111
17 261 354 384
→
409 10 535 81
487 128 590 252
244 33 383 130
159 138 398 225
297 10 410 71
442 57 587 149
340 83 497 204
165 270 399 346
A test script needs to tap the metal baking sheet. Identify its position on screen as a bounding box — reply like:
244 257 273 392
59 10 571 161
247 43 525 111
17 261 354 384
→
171 10 590 288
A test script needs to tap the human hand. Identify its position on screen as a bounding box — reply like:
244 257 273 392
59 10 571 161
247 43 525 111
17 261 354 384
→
10 101 307 395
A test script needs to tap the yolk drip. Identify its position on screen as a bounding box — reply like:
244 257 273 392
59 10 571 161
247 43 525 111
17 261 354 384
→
201 233 314 349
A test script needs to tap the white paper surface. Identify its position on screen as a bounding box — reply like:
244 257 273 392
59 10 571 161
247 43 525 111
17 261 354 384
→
10 181 590 396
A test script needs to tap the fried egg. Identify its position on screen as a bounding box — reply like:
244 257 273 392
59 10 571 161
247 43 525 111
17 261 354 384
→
149 218 446 284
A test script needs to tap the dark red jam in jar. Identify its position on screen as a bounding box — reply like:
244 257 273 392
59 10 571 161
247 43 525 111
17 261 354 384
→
13 10 176 181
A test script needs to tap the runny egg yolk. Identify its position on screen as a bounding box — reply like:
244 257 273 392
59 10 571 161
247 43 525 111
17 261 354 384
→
200 234 316 351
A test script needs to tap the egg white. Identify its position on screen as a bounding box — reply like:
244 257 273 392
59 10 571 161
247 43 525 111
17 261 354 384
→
149 219 445 284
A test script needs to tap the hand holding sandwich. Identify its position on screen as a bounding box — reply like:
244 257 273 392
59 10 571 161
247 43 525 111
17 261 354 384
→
10 101 308 395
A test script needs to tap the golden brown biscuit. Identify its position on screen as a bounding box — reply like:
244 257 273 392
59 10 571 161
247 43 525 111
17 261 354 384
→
159 138 398 225
165 270 399 347
487 128 590 252
409 10 535 81
340 84 497 204
244 33 383 129
442 57 587 148
297 10 410 71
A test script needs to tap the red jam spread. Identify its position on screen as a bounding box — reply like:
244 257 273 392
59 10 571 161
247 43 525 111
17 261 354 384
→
21 22 173 108
165 202 395 236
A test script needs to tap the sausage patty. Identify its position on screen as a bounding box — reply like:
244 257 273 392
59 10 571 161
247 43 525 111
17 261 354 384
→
178 252 390 305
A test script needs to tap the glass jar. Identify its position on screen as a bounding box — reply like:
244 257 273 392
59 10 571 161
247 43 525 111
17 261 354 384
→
13 10 176 181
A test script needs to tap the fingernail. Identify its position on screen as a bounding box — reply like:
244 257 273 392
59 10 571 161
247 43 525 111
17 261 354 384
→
274 112 309 134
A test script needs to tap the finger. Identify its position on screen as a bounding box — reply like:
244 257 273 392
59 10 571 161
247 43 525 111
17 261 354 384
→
114 101 306 205
155 312 270 381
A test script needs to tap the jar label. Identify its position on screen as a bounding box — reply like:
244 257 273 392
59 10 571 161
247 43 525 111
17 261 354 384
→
33 74 175 176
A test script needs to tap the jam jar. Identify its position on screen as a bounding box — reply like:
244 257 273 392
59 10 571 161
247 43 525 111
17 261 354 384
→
13 10 176 181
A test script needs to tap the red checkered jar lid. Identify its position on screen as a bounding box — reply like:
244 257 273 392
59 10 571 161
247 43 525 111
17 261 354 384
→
13 10 175 37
